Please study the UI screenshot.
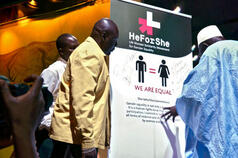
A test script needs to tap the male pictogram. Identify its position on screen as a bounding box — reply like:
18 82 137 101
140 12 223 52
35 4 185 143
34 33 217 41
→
136 55 146 83
158 60 170 87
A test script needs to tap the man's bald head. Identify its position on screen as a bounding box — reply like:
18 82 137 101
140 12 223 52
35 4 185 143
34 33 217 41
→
91 18 119 55
56 33 79 61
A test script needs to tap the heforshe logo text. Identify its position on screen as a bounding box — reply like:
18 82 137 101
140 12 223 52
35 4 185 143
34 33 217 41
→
139 11 160 35
128 11 170 49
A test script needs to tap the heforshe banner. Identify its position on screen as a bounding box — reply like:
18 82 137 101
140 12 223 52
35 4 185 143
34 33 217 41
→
109 0 192 158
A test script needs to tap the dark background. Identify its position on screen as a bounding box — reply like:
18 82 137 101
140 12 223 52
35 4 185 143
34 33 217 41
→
143 0 238 45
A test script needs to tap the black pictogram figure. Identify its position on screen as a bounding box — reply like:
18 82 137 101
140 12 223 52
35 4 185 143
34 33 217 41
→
136 55 146 83
158 60 170 87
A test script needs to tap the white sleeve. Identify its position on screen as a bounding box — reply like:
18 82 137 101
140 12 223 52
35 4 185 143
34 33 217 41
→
39 69 58 130
40 69 57 94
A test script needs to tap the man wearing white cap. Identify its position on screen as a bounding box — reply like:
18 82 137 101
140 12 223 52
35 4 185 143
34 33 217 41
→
197 25 225 61
162 25 238 157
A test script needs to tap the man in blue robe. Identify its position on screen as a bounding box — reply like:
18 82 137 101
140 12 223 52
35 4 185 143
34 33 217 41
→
162 26 238 157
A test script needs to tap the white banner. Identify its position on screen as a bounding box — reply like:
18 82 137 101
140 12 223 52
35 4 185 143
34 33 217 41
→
109 0 192 157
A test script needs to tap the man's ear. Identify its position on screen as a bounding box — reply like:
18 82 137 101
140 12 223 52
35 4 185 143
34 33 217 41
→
102 31 106 40
58 48 63 56
202 42 209 47
58 47 62 52
198 42 209 56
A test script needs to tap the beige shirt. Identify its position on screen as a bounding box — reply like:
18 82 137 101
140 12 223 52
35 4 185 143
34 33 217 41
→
50 37 110 149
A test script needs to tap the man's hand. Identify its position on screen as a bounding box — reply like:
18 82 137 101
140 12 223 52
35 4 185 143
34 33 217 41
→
161 106 178 122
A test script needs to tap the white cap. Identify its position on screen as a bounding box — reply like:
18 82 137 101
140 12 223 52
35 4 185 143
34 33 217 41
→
197 25 223 46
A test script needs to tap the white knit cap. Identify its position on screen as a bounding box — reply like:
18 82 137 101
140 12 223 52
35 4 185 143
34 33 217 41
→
197 25 223 46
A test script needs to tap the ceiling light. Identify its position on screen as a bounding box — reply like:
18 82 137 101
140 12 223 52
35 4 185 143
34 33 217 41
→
28 0 38 8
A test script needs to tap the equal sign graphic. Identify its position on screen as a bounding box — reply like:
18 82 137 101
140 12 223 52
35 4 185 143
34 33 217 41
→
149 68 156 74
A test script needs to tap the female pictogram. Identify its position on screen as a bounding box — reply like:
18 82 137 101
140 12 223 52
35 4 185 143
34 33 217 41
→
136 55 146 83
158 60 170 87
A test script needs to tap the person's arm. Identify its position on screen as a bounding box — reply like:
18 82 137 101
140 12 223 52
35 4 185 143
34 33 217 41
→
144 62 146 72
162 52 217 125
69 53 100 158
39 69 57 129
40 69 57 94
166 66 170 75
69 52 100 150
158 66 161 73
82 148 97 158
0 75 45 158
